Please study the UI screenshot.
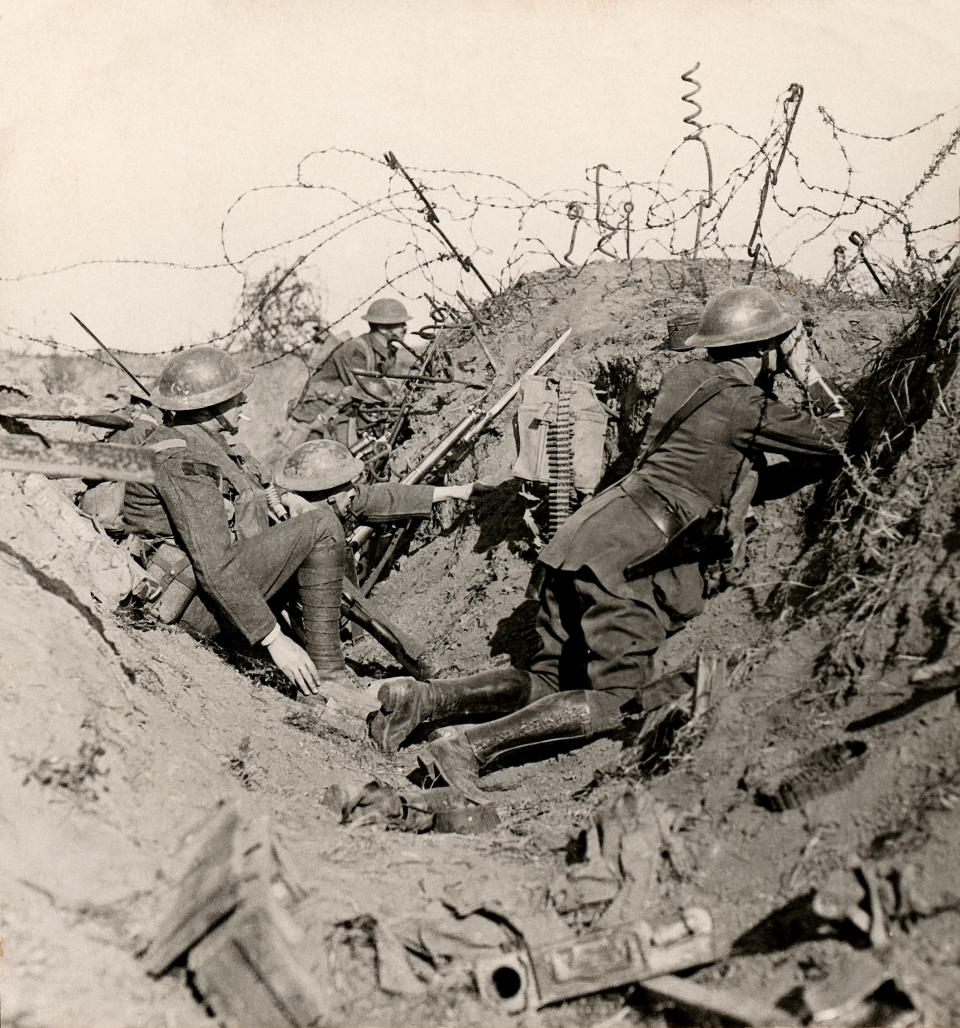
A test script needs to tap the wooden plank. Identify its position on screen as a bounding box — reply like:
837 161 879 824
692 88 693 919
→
189 900 332 1027
0 435 155 483
144 807 245 975
0 396 134 428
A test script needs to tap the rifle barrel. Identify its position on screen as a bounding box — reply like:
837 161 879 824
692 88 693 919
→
352 369 484 388
350 327 571 548
69 313 151 397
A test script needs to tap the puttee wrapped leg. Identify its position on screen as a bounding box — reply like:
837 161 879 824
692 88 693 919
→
297 534 347 673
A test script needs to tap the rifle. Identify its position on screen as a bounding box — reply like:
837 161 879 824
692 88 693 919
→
341 580 434 678
69 313 152 398
351 327 572 550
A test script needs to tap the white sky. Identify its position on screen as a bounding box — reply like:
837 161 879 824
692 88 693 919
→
1 0 957 355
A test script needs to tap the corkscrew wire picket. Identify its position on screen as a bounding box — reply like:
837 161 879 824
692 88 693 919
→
564 202 584 266
680 62 715 258
745 83 804 283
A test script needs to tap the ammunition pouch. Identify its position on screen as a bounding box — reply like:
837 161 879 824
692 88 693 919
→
130 538 198 624
512 375 609 494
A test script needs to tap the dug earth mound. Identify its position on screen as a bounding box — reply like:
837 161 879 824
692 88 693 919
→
3 256 959 1026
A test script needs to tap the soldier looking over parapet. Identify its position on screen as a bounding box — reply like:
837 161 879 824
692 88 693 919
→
369 286 853 800
283 298 423 451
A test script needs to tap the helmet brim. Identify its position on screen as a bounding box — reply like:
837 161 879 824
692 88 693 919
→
680 312 799 351
154 368 255 411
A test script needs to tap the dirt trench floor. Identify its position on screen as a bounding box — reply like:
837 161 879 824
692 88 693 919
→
3 257 960 1026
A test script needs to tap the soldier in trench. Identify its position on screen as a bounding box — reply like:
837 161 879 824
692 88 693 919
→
123 346 357 697
282 297 424 452
369 285 853 800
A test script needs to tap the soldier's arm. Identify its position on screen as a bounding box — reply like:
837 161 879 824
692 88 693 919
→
154 454 277 644
730 381 850 461
348 482 436 523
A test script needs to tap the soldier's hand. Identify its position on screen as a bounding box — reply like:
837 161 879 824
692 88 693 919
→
266 633 320 695
780 322 816 385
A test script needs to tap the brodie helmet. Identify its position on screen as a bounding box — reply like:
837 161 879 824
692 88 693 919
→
363 298 409 325
682 286 798 351
152 347 254 411
274 439 365 492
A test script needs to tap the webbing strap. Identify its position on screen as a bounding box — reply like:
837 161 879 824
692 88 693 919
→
634 375 745 468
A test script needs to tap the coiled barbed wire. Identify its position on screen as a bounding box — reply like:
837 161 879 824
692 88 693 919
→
679 62 715 257
3 96 957 362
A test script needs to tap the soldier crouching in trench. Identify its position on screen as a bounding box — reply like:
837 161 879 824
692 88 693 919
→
123 346 346 695
369 286 854 801
281 298 421 451
122 345 485 704
276 439 480 529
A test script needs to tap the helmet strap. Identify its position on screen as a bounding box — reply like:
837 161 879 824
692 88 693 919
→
215 412 239 436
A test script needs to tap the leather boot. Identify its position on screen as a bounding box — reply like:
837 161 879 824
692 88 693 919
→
369 667 550 754
418 690 625 802
298 535 347 672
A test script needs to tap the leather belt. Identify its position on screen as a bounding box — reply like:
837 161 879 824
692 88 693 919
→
620 476 687 540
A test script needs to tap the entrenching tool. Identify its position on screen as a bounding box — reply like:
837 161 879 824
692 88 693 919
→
848 231 890 295
340 580 434 679
0 435 156 483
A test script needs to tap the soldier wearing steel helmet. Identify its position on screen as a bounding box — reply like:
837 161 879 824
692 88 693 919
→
275 438 481 531
284 297 420 449
369 286 852 800
123 346 353 696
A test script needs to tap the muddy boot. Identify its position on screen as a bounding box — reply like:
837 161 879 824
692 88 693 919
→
418 690 625 802
369 667 549 754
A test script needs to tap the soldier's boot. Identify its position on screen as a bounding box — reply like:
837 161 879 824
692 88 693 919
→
417 690 625 803
369 667 551 754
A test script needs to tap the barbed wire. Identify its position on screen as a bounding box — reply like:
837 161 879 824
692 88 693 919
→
3 92 958 365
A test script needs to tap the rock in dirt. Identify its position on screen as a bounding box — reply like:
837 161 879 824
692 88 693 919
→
0 470 144 608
